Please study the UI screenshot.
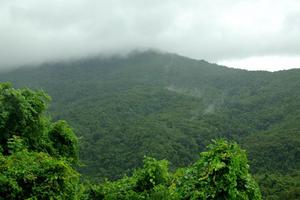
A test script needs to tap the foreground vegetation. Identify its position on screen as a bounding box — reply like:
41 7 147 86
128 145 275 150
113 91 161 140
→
0 83 262 199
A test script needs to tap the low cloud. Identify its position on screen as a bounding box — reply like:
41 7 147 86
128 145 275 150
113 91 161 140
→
1 0 300 70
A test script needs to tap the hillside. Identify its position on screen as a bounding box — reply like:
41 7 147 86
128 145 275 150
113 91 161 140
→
0 50 299 199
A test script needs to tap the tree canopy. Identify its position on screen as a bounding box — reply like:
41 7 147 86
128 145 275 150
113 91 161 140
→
0 83 81 199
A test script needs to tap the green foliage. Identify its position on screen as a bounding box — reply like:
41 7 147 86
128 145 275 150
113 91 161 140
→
243 131 300 174
84 140 261 200
48 120 79 162
0 83 82 199
0 82 49 154
87 157 176 200
0 83 78 162
175 140 261 200
255 171 300 200
134 157 170 192
0 146 82 200
7 135 26 153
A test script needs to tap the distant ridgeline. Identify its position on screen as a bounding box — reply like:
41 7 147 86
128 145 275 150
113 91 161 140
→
0 50 299 199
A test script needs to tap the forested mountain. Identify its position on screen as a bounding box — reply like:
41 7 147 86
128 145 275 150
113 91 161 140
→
0 50 299 199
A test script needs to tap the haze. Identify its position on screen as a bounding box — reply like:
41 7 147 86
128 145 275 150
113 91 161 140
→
1 0 300 71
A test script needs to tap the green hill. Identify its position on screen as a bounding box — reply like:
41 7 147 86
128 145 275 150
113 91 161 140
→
1 50 299 199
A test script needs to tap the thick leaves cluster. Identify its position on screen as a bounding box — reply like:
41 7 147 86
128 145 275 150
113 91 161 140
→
0 83 81 199
175 140 261 200
0 83 78 161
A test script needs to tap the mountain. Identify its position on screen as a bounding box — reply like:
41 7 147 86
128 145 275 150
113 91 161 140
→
0 50 299 199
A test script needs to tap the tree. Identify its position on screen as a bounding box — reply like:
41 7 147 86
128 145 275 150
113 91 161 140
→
88 157 176 200
0 83 78 161
0 83 49 154
0 83 82 199
174 140 262 200
0 137 82 200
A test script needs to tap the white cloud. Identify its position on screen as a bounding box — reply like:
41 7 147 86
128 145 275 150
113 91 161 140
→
218 55 300 71
0 0 300 71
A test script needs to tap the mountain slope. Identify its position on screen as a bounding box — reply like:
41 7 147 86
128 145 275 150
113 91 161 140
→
0 50 299 198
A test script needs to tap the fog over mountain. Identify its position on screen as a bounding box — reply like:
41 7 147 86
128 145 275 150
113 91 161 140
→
1 0 300 71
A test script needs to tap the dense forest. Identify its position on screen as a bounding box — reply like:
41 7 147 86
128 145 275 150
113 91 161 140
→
0 50 299 199
0 83 261 199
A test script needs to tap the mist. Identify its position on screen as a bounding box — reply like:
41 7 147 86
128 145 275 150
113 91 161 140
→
1 0 300 71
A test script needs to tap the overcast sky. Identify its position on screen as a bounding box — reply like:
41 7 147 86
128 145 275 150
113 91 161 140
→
1 0 300 71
